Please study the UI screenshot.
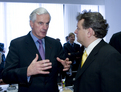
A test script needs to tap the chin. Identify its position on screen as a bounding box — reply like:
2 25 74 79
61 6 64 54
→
42 35 46 38
77 40 81 44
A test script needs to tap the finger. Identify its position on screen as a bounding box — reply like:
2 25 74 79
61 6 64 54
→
40 71 50 74
40 63 52 68
42 59 51 64
64 58 71 64
63 64 70 69
56 57 63 63
41 66 52 71
33 54 39 63
38 59 52 67
63 64 70 71
42 62 52 67
39 66 52 74
66 61 72 65
38 59 50 64
65 58 69 61
63 68 69 71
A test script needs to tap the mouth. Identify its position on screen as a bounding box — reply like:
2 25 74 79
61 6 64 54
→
41 31 46 34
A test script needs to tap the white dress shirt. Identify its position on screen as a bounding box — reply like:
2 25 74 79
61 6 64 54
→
84 38 102 57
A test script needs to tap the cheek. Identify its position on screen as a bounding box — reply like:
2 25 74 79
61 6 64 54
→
34 25 43 32
78 32 83 40
35 24 40 28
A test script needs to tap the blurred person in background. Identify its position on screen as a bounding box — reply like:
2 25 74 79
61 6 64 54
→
63 32 84 86
0 43 5 84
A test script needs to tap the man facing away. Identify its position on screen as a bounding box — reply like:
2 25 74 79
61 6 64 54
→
2 7 71 92
74 11 121 92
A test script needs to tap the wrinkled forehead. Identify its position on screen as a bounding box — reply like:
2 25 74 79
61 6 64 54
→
35 13 50 22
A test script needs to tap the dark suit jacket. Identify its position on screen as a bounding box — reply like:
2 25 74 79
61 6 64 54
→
63 42 83 71
109 31 121 54
2 32 65 92
74 40 121 92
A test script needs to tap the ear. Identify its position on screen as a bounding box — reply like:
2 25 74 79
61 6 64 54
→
87 28 95 38
30 20 33 28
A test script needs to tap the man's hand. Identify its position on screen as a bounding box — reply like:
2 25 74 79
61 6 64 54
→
57 57 72 71
27 54 52 76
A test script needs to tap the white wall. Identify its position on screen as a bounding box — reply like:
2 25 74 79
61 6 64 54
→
105 0 121 42
1 0 120 43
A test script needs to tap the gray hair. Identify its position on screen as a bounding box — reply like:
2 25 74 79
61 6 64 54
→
29 7 51 22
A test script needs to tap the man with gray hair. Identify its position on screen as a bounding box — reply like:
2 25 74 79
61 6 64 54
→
2 7 71 92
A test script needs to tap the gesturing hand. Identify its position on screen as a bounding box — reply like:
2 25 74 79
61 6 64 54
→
57 57 72 71
27 54 52 76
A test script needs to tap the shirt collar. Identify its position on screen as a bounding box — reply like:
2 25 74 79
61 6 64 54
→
69 41 74 45
85 38 102 56
30 31 45 44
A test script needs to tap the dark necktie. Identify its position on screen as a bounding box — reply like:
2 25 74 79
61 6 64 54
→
37 39 45 60
71 43 74 47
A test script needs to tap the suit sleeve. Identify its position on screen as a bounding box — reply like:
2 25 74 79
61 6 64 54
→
2 40 28 84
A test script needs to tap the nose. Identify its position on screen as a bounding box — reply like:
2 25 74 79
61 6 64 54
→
43 24 48 30
74 29 77 34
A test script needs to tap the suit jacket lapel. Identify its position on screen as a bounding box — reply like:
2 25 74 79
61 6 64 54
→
25 32 40 58
75 39 106 80
44 36 53 59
